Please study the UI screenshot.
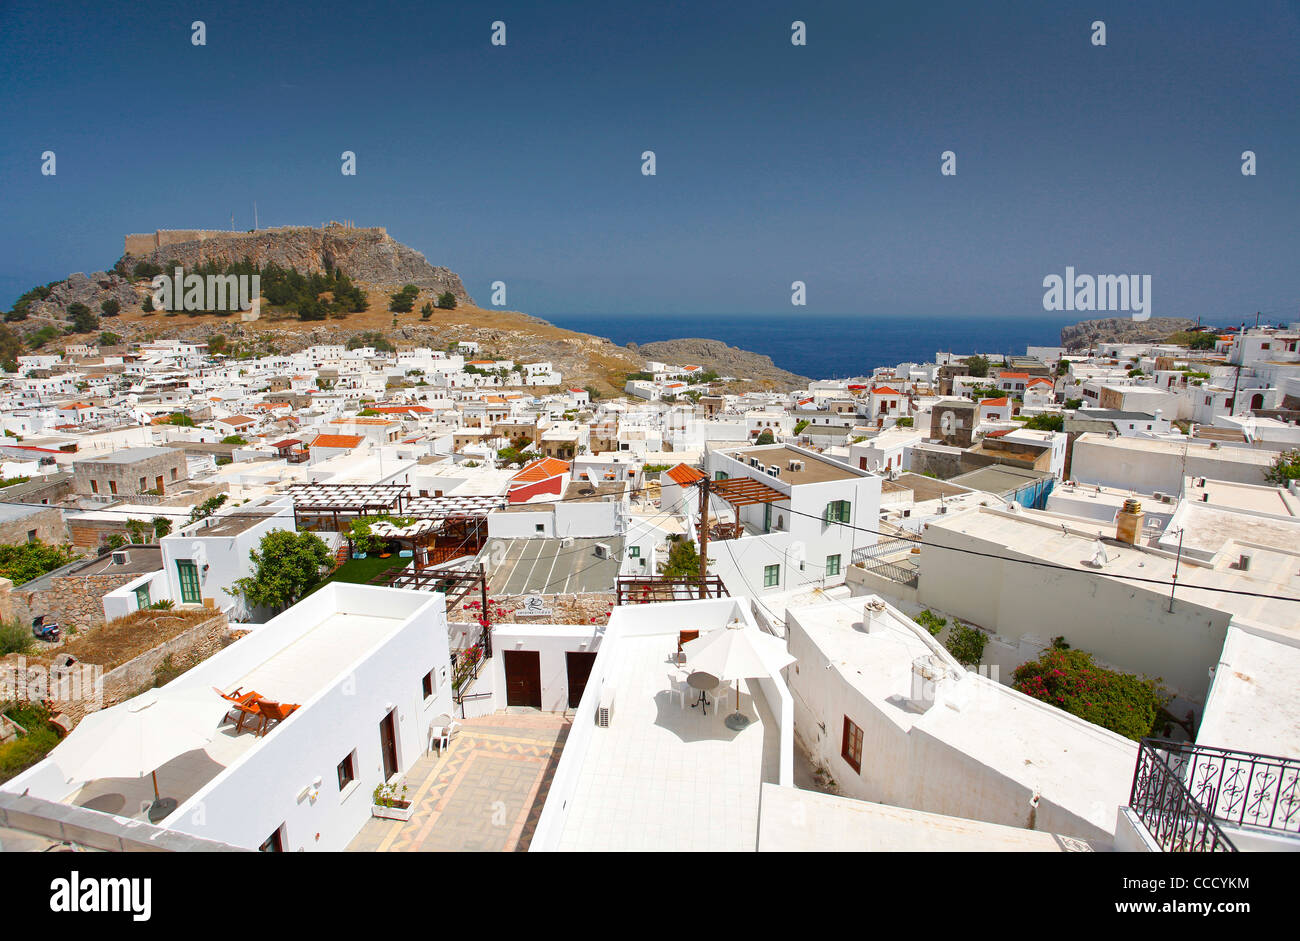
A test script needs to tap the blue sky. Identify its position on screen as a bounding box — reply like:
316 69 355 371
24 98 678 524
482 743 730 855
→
1 0 1297 321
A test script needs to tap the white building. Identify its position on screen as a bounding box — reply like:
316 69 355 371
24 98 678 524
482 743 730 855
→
4 583 454 852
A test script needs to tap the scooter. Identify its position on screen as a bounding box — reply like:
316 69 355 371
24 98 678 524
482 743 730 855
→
32 615 60 643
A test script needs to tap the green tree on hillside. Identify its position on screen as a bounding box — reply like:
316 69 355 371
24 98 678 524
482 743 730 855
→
437 291 457 309
67 303 98 333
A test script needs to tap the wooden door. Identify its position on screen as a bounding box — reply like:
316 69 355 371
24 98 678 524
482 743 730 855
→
379 710 399 781
565 651 597 709
503 650 542 708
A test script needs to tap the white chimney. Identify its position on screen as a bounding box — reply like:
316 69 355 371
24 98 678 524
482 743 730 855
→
863 599 887 633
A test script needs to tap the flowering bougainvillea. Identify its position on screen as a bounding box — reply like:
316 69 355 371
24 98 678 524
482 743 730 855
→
1012 645 1168 741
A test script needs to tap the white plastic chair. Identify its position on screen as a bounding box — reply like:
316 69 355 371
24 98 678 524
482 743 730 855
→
429 716 460 755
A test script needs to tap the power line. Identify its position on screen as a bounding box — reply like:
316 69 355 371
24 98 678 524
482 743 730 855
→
762 494 1300 604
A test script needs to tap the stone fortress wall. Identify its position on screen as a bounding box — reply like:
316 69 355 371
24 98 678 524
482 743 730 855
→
124 223 387 257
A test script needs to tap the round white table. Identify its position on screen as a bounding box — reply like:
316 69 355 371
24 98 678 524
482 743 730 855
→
687 671 720 713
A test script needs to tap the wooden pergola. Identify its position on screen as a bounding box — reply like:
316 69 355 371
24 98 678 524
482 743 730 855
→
712 477 787 507
702 476 787 540
287 483 409 531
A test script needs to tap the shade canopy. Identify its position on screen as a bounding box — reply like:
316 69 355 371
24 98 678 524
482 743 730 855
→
50 687 230 785
681 620 795 682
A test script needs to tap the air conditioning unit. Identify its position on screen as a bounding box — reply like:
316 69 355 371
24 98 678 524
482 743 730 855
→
560 536 574 548
596 689 614 728
767 465 780 477
594 542 611 559
1152 491 1167 502
111 550 129 565
788 459 804 472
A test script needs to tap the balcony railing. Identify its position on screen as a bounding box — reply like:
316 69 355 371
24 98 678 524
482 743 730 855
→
851 537 920 588
1152 739 1300 837
1130 739 1300 851
1130 740 1237 852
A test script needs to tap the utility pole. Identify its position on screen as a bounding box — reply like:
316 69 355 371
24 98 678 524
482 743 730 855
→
1167 528 1185 613
697 477 710 599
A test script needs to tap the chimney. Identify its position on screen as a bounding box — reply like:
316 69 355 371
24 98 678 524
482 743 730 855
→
1116 498 1144 545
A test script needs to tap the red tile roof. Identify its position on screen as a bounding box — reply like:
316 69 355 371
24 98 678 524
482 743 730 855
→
510 457 571 483
665 463 706 485
312 433 364 449
999 372 1030 380
872 386 900 395
979 397 1009 407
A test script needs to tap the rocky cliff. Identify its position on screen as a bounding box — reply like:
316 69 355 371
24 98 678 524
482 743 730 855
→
1060 316 1196 350
119 225 473 303
628 337 810 388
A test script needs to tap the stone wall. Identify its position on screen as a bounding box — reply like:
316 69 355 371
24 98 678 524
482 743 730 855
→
0 505 67 547
0 611 229 724
98 611 229 710
42 570 147 630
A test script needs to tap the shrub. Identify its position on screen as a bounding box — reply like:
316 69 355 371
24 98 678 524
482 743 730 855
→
1264 448 1300 486
0 710 61 783
436 291 457 309
1021 413 1064 432
0 619 35 656
944 622 987 667
914 609 946 637
1012 646 1168 741
0 540 76 585
100 298 121 317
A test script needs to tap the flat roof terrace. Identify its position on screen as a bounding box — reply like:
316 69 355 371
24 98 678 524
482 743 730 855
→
52 586 419 823
725 445 861 484
553 632 780 851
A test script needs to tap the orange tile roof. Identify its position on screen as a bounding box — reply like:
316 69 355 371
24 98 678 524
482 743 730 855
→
1026 377 1054 387
871 386 900 395
665 463 706 485
312 433 364 448
980 397 1009 407
510 457 571 483
999 372 1030 380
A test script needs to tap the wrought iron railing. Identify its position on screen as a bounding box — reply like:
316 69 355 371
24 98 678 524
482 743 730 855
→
851 538 920 588
1130 740 1237 852
1150 739 1300 838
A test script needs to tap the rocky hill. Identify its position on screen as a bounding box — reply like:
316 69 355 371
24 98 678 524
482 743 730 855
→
628 338 809 388
119 225 472 303
1060 316 1196 350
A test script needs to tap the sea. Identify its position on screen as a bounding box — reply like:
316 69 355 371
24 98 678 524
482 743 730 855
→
542 312 1084 380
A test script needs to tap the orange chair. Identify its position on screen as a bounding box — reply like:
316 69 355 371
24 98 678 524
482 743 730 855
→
252 701 300 737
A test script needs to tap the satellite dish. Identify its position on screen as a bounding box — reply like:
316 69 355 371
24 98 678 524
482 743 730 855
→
1088 540 1108 567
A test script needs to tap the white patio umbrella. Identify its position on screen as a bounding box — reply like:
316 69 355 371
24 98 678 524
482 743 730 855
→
50 687 231 821
682 619 795 730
